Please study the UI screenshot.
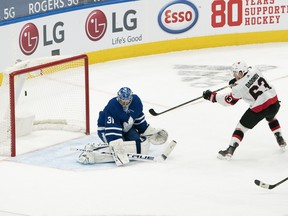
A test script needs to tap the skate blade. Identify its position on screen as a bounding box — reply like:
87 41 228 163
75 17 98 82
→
217 153 232 161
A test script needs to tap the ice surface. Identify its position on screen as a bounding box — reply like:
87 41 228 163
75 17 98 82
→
0 43 288 216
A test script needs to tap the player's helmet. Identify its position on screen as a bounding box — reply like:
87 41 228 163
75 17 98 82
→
117 87 133 110
231 61 248 79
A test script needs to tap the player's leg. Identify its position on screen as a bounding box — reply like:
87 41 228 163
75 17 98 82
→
218 122 247 160
265 102 286 149
218 108 260 160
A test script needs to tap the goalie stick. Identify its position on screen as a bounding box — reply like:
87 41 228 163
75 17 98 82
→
149 85 230 116
254 177 288 189
71 140 177 163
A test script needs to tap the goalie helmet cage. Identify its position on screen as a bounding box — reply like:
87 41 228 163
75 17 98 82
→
1 54 90 157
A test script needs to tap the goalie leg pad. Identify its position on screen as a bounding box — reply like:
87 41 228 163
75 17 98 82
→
109 139 130 166
139 138 150 154
77 151 96 164
78 143 113 164
122 140 137 153
110 138 150 155
78 152 115 164
77 139 151 165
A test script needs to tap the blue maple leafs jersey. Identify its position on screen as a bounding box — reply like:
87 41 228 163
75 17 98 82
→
97 94 148 143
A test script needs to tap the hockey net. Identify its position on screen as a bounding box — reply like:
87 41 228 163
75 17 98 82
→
0 54 90 157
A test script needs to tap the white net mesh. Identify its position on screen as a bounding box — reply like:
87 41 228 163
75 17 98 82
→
0 55 89 156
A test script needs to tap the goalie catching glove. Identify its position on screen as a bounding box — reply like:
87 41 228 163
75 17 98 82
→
142 125 168 145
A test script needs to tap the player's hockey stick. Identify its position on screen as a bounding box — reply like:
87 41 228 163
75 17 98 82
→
254 177 288 189
71 140 177 162
149 85 230 116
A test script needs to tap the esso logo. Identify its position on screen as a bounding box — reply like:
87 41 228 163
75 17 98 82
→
158 0 199 34
19 23 39 55
85 10 107 41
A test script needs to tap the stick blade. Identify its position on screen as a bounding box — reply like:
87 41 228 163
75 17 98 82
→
149 108 158 116
254 179 260 186
254 179 272 189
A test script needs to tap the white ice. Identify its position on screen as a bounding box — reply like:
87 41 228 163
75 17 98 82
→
0 43 288 216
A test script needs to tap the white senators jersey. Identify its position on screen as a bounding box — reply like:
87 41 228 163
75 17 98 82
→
216 67 278 113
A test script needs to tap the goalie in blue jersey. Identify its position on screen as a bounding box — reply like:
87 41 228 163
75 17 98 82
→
78 87 169 166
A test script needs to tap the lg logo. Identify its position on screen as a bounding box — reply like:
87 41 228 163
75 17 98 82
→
18 9 138 55
112 10 137 32
19 22 65 55
85 9 137 41
19 23 39 55
85 10 107 41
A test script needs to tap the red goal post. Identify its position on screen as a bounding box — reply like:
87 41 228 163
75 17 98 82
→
0 54 90 157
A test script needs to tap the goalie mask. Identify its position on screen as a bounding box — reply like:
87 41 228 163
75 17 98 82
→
231 61 248 80
117 87 133 111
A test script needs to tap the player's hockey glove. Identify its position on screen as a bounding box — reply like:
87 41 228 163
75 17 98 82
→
203 90 217 103
229 78 237 86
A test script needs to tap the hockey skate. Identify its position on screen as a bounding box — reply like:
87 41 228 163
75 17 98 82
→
275 132 286 151
217 142 239 160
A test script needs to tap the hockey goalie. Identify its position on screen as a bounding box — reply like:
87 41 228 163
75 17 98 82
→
78 87 176 166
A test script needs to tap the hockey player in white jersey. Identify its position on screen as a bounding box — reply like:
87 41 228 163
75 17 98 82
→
78 87 172 166
203 61 286 160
